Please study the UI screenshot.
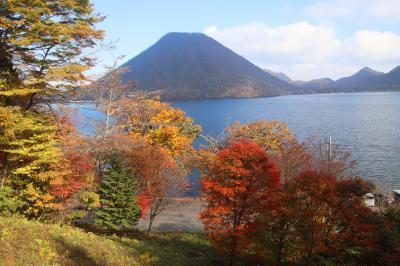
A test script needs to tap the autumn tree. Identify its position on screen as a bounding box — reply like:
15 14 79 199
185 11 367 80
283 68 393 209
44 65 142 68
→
257 171 390 265
305 136 357 178
0 0 103 219
0 106 62 217
273 135 356 184
380 205 400 264
115 98 202 159
50 115 96 202
123 143 188 234
0 0 103 109
95 158 141 232
196 119 293 177
281 171 339 263
90 57 136 136
273 139 313 184
50 151 95 201
225 120 294 154
200 140 280 266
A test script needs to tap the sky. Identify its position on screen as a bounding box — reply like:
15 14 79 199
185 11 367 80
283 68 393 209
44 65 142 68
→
91 0 400 81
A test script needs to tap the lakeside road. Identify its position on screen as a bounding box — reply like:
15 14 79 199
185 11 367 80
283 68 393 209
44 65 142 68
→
138 198 205 232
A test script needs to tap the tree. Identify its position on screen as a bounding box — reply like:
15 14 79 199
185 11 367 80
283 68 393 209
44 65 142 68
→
200 140 280 265
117 98 202 158
0 106 62 218
225 120 294 154
258 171 388 265
50 151 95 200
0 0 103 109
280 171 339 263
95 159 141 232
123 143 188 234
305 136 357 178
273 139 313 184
381 205 400 264
195 119 293 180
0 0 103 220
90 58 136 136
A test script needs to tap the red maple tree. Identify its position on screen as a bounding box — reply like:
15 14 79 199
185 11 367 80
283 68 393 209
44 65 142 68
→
258 170 390 265
200 139 280 265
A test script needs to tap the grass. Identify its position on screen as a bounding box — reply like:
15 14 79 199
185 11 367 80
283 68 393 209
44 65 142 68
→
0 216 219 266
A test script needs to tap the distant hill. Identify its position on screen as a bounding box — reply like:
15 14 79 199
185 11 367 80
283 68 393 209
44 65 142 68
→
264 69 292 82
293 66 400 93
121 33 291 99
336 67 385 87
263 66 400 94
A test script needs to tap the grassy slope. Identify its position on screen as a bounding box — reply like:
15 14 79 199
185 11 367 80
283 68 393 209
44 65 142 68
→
0 217 218 266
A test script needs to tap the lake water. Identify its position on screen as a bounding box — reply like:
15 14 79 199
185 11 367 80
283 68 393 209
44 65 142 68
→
70 92 400 192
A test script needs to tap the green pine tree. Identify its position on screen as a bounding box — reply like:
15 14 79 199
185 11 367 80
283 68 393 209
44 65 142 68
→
95 159 141 232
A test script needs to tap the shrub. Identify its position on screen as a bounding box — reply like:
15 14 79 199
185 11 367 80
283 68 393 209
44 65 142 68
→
0 186 23 216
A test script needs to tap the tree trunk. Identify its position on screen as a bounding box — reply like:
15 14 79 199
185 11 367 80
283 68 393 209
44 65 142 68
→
228 241 237 266
0 176 5 188
147 210 155 236
1 164 7 188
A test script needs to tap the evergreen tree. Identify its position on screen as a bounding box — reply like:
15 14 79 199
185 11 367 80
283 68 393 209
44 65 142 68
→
95 159 141 232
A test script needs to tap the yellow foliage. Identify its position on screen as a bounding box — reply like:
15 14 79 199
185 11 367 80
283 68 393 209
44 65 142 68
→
123 99 201 158
0 106 64 217
0 0 103 107
225 120 294 154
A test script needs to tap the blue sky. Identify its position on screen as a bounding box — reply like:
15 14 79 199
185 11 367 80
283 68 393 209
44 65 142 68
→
91 0 400 80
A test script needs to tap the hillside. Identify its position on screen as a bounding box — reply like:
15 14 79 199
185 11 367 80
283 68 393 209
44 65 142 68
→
121 32 291 99
264 69 292 82
336 67 384 87
293 66 400 93
0 217 217 266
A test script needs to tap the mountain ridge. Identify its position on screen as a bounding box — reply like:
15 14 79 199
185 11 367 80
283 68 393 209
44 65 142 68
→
291 65 400 93
121 32 292 99
82 32 400 100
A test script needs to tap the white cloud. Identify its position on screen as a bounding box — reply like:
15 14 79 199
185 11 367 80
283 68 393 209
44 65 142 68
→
343 30 400 60
305 0 359 19
305 0 400 21
204 23 400 80
205 22 339 62
366 0 400 21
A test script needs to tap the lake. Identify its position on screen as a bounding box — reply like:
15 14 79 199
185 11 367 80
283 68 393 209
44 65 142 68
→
70 92 400 192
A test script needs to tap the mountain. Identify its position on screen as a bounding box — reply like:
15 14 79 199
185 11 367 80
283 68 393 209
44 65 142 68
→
293 66 400 93
121 32 291 99
264 69 292 82
77 32 400 100
383 66 400 86
333 66 400 92
336 67 384 87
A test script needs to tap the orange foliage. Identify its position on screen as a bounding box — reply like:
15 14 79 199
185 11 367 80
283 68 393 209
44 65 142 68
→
122 143 188 233
200 140 280 265
259 170 388 265
51 115 95 200
51 152 95 199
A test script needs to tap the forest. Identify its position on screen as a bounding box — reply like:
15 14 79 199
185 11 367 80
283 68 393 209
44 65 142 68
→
0 1 400 265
